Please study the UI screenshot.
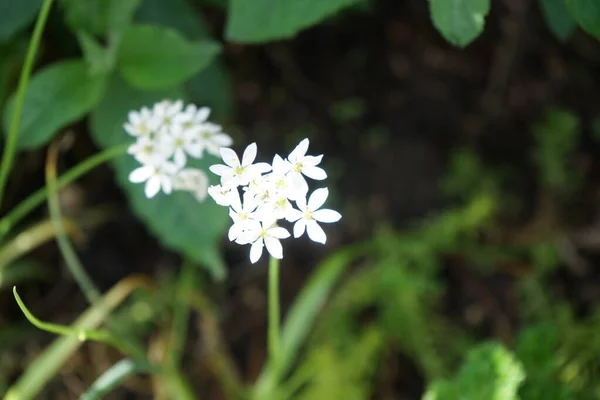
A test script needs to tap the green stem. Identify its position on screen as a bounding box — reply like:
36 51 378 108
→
79 359 149 400
13 287 126 352
0 144 128 240
0 0 54 210
268 256 280 365
170 259 195 367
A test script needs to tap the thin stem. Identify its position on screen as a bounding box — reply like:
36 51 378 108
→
170 259 195 367
0 0 54 210
0 143 128 240
268 256 280 365
45 140 146 360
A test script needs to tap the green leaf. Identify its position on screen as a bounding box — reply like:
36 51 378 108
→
0 0 43 41
428 0 490 48
117 24 221 90
566 0 600 39
134 0 234 117
89 76 229 279
540 0 576 40
226 0 362 43
2 59 107 149
61 0 141 36
76 31 116 75
423 342 525 400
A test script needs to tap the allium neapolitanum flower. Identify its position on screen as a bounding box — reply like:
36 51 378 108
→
208 139 341 263
125 100 233 199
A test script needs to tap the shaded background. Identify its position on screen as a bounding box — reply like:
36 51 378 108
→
3 0 600 398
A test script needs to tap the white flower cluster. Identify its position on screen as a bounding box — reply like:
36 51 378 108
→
208 139 341 264
125 100 233 199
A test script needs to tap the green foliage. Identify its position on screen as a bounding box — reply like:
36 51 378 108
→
428 0 490 48
76 31 116 75
539 0 576 41
226 0 362 42
566 0 600 40
61 0 141 37
0 0 43 41
423 342 525 400
117 25 221 90
2 59 107 149
532 108 581 194
89 77 229 279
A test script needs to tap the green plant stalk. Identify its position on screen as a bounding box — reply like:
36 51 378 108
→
79 358 148 400
269 255 280 368
4 275 154 400
0 0 54 210
0 143 128 240
170 259 195 367
45 141 146 360
12 287 126 351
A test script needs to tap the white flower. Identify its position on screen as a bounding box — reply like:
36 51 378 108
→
197 122 233 157
173 104 210 129
209 143 271 188
208 184 237 206
238 219 291 263
228 194 261 242
127 135 173 165
129 160 180 198
172 168 210 202
286 188 341 244
286 138 327 194
162 124 202 167
124 107 159 137
153 100 183 127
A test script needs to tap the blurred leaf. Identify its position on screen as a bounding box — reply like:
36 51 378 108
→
532 107 580 194
76 31 116 75
0 39 27 109
0 0 43 41
89 76 229 279
80 359 147 400
2 59 108 149
566 0 600 40
254 245 369 397
423 342 525 400
135 0 234 117
225 0 362 43
540 0 576 41
428 0 490 48
0 258 51 289
61 0 141 37
117 24 221 90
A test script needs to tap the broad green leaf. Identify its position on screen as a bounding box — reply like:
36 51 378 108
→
135 0 234 117
117 24 221 90
566 0 600 40
61 0 141 36
226 0 361 43
3 59 107 149
89 77 229 279
0 0 43 41
428 0 490 48
540 0 576 40
423 342 525 400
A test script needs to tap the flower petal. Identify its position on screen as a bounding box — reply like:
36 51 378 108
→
286 208 303 222
313 209 342 223
293 219 307 238
302 155 323 167
288 138 309 162
145 176 161 198
252 162 272 174
220 147 240 167
269 227 291 239
306 220 326 244
129 166 152 183
308 188 329 211
302 165 327 180
209 164 230 176
242 142 257 166
264 236 283 259
250 240 264 263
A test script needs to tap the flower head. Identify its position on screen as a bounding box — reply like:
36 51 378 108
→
209 143 271 188
286 188 341 244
